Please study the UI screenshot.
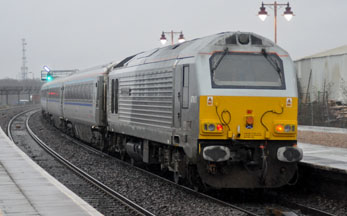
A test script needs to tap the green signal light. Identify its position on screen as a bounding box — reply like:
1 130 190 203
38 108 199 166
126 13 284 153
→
46 73 53 82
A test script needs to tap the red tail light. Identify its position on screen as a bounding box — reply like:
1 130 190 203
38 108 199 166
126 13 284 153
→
275 124 284 133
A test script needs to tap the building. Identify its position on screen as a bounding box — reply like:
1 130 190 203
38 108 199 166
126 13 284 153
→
295 45 347 104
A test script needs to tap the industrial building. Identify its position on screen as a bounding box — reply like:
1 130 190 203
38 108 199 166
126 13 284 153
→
295 45 347 104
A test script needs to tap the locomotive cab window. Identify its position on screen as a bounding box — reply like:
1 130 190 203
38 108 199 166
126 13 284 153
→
210 52 285 89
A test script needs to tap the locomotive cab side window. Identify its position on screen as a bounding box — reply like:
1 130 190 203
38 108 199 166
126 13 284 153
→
210 52 285 89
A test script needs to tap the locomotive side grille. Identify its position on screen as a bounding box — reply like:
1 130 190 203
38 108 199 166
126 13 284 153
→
118 70 173 128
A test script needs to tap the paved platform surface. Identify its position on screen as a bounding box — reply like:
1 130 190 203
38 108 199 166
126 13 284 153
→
298 142 347 174
298 125 347 134
298 125 347 173
0 127 102 216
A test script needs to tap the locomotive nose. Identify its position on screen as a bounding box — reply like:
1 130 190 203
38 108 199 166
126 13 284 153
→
277 146 303 162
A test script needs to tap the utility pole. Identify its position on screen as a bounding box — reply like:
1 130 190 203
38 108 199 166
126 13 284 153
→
21 38 28 80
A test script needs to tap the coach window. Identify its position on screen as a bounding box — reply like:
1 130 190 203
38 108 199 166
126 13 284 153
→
115 79 119 114
111 79 115 113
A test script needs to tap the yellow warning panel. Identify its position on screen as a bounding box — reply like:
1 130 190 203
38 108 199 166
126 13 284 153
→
199 95 298 140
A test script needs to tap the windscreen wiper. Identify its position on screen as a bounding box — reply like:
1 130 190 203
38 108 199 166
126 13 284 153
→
211 48 229 73
261 48 282 79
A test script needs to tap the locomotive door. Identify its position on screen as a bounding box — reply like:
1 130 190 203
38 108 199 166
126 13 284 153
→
173 64 190 129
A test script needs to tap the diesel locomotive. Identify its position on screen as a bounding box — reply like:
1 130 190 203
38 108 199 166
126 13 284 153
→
41 32 303 188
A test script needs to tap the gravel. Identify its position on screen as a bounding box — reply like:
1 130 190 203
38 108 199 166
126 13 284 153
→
0 105 38 133
11 111 132 216
278 189 347 216
6 106 346 216
29 111 246 216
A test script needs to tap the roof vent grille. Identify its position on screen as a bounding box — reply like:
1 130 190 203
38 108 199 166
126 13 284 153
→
225 35 237 45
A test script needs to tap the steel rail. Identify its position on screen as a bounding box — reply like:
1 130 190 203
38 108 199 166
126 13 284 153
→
281 201 336 216
7 108 39 140
24 110 337 216
51 124 260 216
9 110 155 216
57 130 337 216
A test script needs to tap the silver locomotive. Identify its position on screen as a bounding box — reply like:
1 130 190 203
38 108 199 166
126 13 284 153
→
41 32 302 188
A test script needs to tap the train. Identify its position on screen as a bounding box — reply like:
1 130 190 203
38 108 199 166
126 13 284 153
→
40 31 303 189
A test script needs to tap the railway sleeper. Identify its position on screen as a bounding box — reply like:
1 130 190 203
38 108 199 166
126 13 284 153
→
41 115 205 190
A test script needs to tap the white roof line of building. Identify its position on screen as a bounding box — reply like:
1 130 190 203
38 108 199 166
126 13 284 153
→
295 44 347 61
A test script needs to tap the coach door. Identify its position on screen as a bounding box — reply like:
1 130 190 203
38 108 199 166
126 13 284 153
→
174 64 190 129
95 76 106 126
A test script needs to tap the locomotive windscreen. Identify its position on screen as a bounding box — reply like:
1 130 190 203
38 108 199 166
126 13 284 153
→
210 52 285 89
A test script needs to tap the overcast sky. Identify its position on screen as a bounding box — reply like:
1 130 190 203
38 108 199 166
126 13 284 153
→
1 0 346 80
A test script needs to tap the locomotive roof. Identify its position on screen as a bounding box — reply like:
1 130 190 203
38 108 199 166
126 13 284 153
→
42 31 290 89
116 31 289 69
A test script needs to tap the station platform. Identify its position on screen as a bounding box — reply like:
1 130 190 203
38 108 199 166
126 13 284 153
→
298 125 347 134
0 127 102 216
298 125 347 174
298 142 347 174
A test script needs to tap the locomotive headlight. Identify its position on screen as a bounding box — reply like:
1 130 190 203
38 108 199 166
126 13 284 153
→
273 122 296 135
208 124 216 131
201 121 224 135
284 124 291 132
238 34 250 44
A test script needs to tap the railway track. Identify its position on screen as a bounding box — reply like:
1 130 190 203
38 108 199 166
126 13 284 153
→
107 152 337 216
50 134 260 216
6 107 340 216
26 110 252 215
8 109 155 216
56 132 336 216
0 104 38 134
30 112 339 216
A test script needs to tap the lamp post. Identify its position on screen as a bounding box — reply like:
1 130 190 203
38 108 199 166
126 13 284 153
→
258 1 294 44
160 31 185 45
